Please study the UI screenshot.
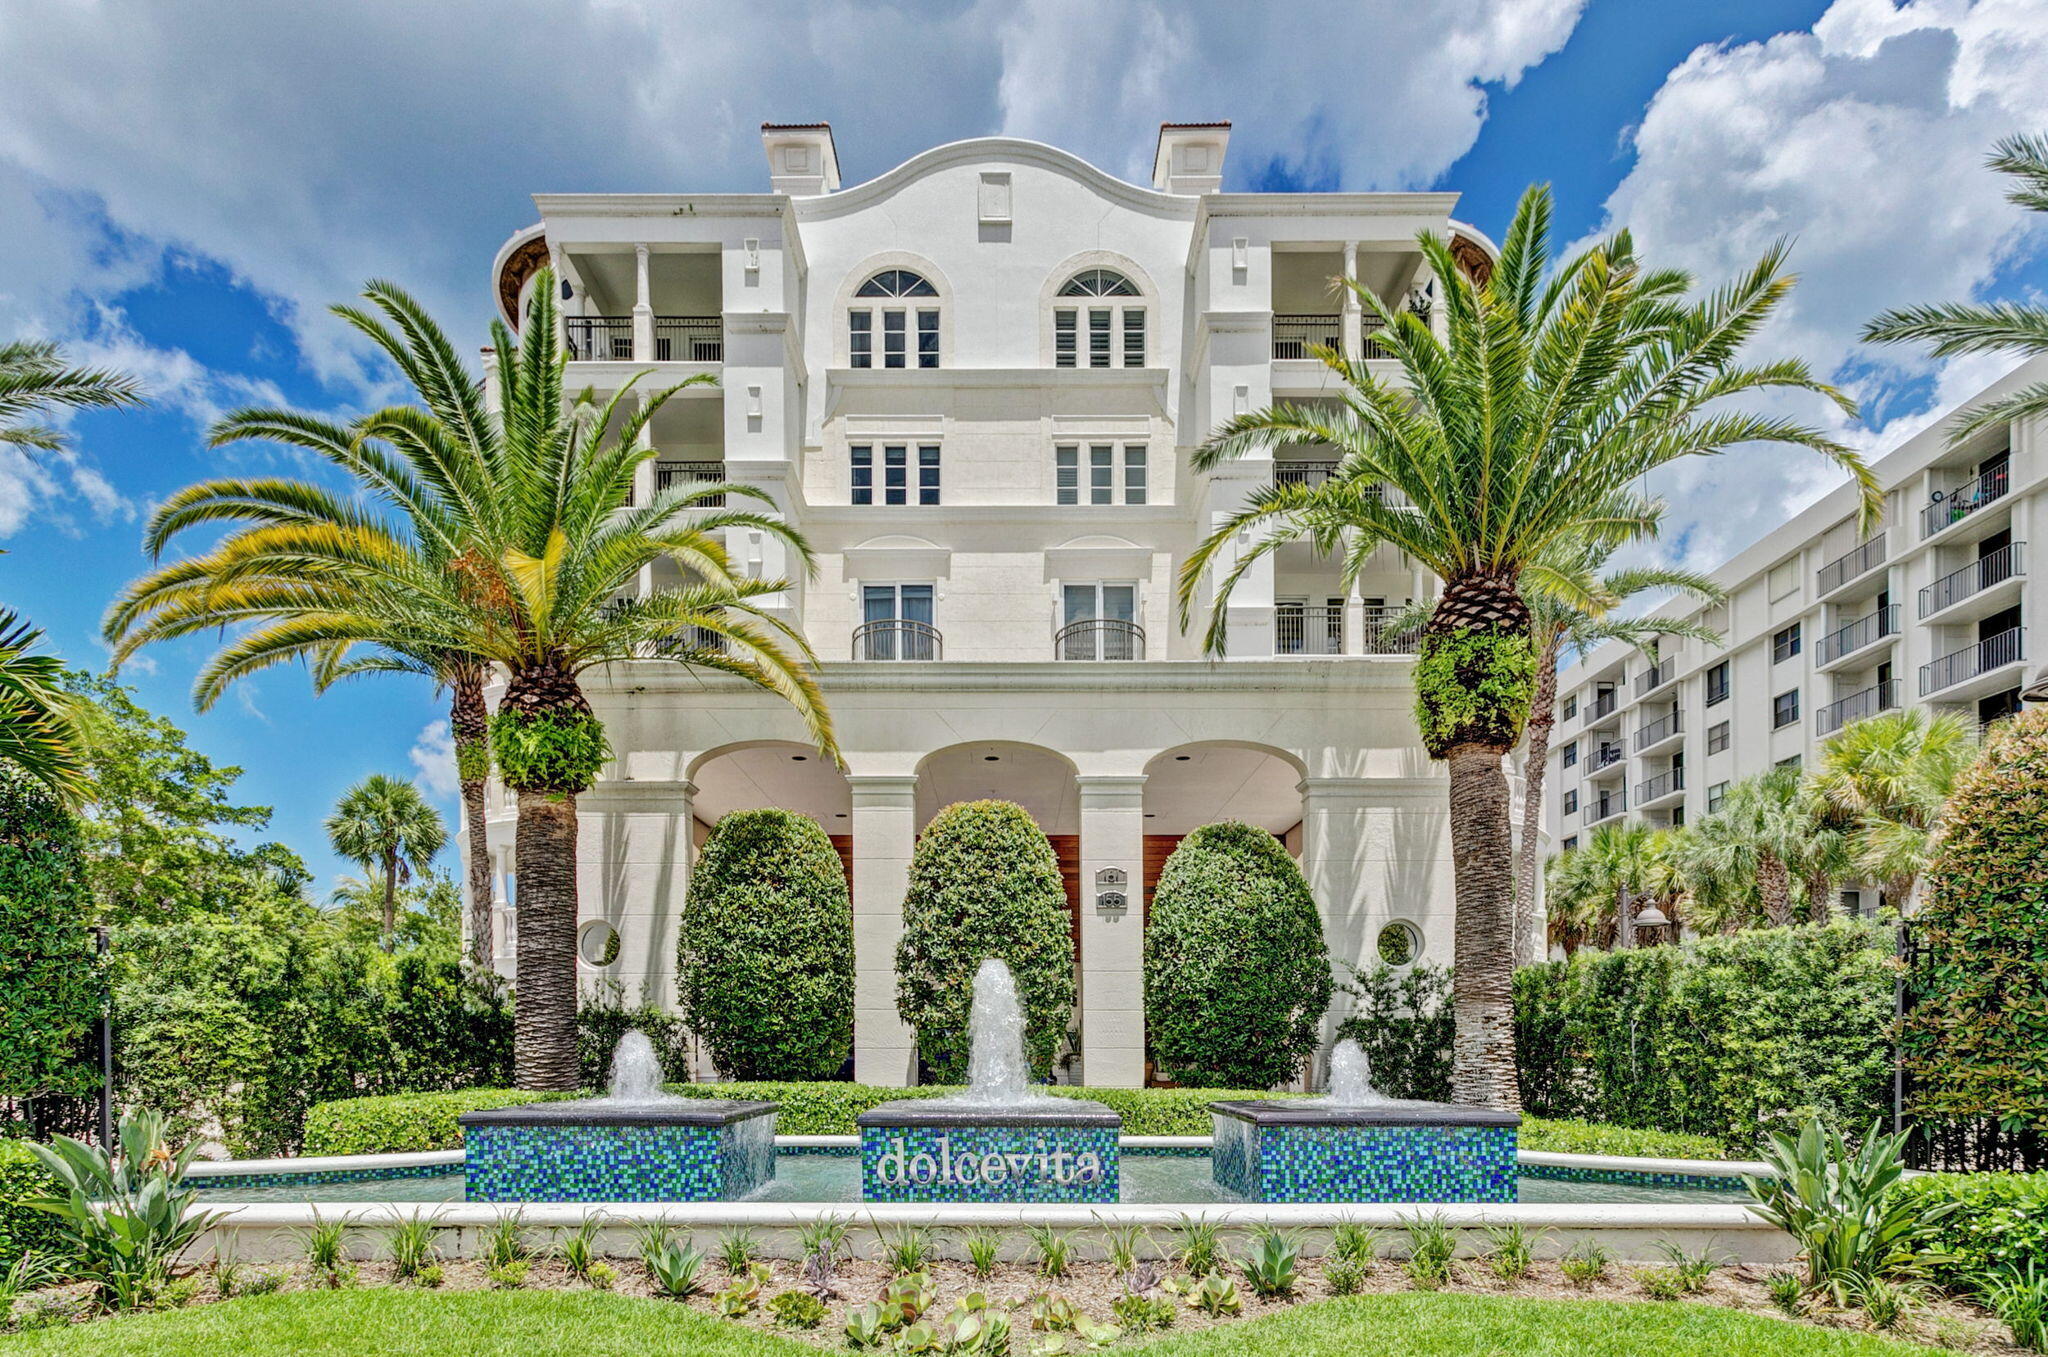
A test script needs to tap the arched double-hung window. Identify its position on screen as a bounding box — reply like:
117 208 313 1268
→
851 270 939 369
1055 269 1144 368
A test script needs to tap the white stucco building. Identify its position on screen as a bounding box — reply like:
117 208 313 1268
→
477 123 1503 1088
1544 356 2047 916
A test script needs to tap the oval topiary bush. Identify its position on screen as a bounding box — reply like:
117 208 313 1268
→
1145 821 1332 1088
895 800 1074 1082
677 809 853 1080
0 765 101 1105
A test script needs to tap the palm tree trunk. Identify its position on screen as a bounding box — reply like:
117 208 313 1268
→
1514 637 1561 968
1447 742 1522 1110
1805 869 1836 922
381 849 399 950
450 667 494 971
1759 852 1794 927
513 789 582 1090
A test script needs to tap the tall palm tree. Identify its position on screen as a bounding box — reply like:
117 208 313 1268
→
1672 766 1812 928
1178 184 1877 1107
105 270 836 1088
1865 134 2048 436
1808 708 1974 909
0 610 84 801
0 339 143 454
326 774 447 948
1544 820 1677 954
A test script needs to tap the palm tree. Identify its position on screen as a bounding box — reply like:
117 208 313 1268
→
1672 766 1812 928
1808 709 1974 909
1544 820 1677 954
326 774 447 948
0 610 84 801
1864 134 2048 436
0 339 142 454
1178 184 1877 1107
104 271 835 1088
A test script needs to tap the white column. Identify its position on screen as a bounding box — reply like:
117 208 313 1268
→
490 846 516 978
1076 774 1147 1088
849 774 920 1086
632 243 654 362
573 779 695 1011
1340 242 1361 361
549 245 570 351
634 392 656 598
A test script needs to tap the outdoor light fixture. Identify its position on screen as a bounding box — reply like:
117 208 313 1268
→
791 754 807 761
1634 903 1671 930
2022 665 2048 703
559 278 573 300
984 755 1000 762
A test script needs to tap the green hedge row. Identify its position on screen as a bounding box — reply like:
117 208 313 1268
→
301 1082 1735 1160
1898 1171 2048 1286
0 1140 63 1268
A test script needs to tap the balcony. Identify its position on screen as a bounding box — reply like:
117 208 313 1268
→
1635 767 1684 808
566 315 723 364
1584 788 1628 825
566 316 634 362
1275 459 1341 489
1919 542 2025 620
654 459 726 507
1055 618 1144 661
1920 627 2025 697
1273 605 1419 657
1816 533 1887 598
852 619 942 662
1817 605 1900 668
1272 314 1341 361
1585 743 1626 779
1921 464 2011 540
1634 659 1675 699
1585 690 1619 724
653 316 722 363
1634 710 1682 754
1816 680 1899 737
1360 607 1421 656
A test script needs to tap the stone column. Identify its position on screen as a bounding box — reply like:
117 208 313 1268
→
1340 242 1362 360
574 779 696 1011
1076 774 1148 1088
849 773 920 1086
632 242 654 361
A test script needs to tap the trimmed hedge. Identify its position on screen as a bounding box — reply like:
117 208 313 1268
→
1515 1118 1725 1160
0 768 102 1102
1897 1171 2048 1288
678 810 853 1080
0 1139 64 1268
301 1088 582 1156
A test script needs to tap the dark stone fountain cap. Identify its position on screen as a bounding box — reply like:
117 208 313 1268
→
1209 1099 1520 1129
458 1098 778 1129
858 1096 1121 1130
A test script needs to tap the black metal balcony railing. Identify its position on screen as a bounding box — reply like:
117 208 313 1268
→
654 460 726 507
1587 744 1625 773
1275 605 1345 656
1920 626 2025 696
1360 314 1404 360
565 316 634 362
1054 618 1144 661
1635 767 1684 804
1272 314 1341 361
1586 788 1627 824
1818 605 1901 665
1274 460 1341 489
1635 658 1675 698
1817 680 1899 737
853 619 942 662
1360 607 1421 656
1634 710 1681 752
1817 533 1888 595
1919 542 2024 618
654 625 732 658
1921 463 2011 539
653 316 722 362
1587 690 1618 722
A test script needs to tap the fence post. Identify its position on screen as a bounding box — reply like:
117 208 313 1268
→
96 925 112 1150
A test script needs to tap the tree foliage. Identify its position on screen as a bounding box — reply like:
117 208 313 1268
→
1145 821 1333 1089
678 809 854 1080
895 800 1073 1083
1334 962 1452 1101
0 767 101 1101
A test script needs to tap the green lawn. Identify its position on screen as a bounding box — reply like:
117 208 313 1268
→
0 1289 1935 1357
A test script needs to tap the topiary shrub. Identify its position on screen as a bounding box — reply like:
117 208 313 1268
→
0 767 101 1104
895 800 1073 1082
1145 821 1333 1088
677 810 853 1080
0 1140 65 1268
1900 708 2048 1151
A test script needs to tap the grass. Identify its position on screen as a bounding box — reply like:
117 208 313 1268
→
0 1287 1939 1357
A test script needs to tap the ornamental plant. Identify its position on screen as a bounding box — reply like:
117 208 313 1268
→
680 809 853 1080
0 767 101 1105
895 800 1073 1082
1145 822 1331 1088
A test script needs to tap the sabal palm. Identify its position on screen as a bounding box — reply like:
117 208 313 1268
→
1865 135 2048 437
1544 820 1675 954
1179 184 1876 1107
1809 709 1973 908
0 610 85 801
1674 766 1811 929
326 774 448 948
0 338 142 454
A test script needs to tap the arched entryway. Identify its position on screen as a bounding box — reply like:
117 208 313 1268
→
1140 742 1306 906
913 739 1082 942
689 741 854 886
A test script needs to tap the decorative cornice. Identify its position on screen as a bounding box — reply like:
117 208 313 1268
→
796 138 1200 222
590 658 1416 698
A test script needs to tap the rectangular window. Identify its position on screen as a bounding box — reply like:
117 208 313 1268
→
916 310 939 368
1089 309 1113 367
917 445 940 506
1124 445 1147 504
882 311 906 368
1057 442 1145 505
849 311 873 369
1772 689 1799 728
1776 754 1803 771
1670 806 1685 828
883 445 907 505
1561 741 1578 769
1561 835 1578 852
1089 444 1115 505
850 445 873 505
1839 889 1861 918
1705 661 1730 706
1772 622 1802 663
1707 781 1728 813
1562 790 1578 816
1706 721 1729 754
1122 310 1145 367
1054 311 1077 368
1562 695 1578 720
1056 446 1080 505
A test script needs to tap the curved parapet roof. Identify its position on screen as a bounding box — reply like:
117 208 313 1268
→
796 137 1198 221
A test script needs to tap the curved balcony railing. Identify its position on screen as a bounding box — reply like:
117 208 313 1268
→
1055 618 1145 661
852 619 942 662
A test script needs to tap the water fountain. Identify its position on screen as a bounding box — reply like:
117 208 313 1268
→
1209 1038 1518 1203
459 1031 779 1202
857 958 1121 1203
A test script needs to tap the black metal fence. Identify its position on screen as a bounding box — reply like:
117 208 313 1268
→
1896 919 2046 1171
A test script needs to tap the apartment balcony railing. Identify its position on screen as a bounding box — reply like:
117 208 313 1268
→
1360 607 1421 656
1817 680 1899 737
852 619 942 662
1055 618 1144 662
1635 658 1675 698
1360 313 1410 360
1272 314 1341 361
1919 542 2024 618
653 316 722 363
1920 626 2025 696
1585 788 1627 825
1635 767 1684 805
1818 605 1900 665
565 316 634 362
1586 690 1619 723
1921 464 2011 539
1275 605 1345 656
1275 460 1341 489
653 625 732 658
1817 533 1887 595
1634 710 1681 752
654 459 726 507
1587 743 1625 774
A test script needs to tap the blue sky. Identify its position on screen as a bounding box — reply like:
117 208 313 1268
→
2 0 2045 889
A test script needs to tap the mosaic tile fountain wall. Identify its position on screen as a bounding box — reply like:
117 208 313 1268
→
462 1114 776 1202
1210 1117 1517 1203
860 1124 1120 1204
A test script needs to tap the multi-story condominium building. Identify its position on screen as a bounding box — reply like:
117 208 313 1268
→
1545 356 2048 916
476 123 1503 1087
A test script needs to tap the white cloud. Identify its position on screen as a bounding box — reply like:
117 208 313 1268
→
409 720 460 800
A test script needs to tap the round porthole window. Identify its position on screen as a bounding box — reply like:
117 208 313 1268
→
1376 920 1422 967
577 920 621 968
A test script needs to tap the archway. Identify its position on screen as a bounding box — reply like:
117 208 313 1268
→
1140 742 1306 907
689 741 854 887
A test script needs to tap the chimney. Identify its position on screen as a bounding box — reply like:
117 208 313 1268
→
762 123 841 196
1152 122 1230 194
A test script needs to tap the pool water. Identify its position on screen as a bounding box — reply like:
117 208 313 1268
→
194 1150 1749 1205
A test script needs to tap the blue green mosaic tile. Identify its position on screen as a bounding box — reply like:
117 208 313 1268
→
1521 1162 1740 1192
192 1162 454 1193
860 1125 1119 1203
1210 1117 1516 1203
462 1115 776 1202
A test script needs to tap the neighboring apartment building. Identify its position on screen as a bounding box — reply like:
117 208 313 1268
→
1546 356 2047 916
476 123 1502 1087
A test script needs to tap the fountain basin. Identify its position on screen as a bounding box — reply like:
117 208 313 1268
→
857 1100 1121 1204
1209 1100 1519 1204
458 1100 778 1203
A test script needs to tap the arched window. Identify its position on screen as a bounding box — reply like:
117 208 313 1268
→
1054 269 1144 368
851 270 939 369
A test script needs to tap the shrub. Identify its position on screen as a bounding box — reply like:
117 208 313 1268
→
678 810 853 1080
0 768 101 1104
1516 1117 1725 1160
1145 822 1332 1088
1335 962 1452 1101
1897 1172 2048 1289
0 1140 64 1268
577 985 691 1090
301 1088 582 1155
894 801 1073 1082
1900 708 2048 1147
